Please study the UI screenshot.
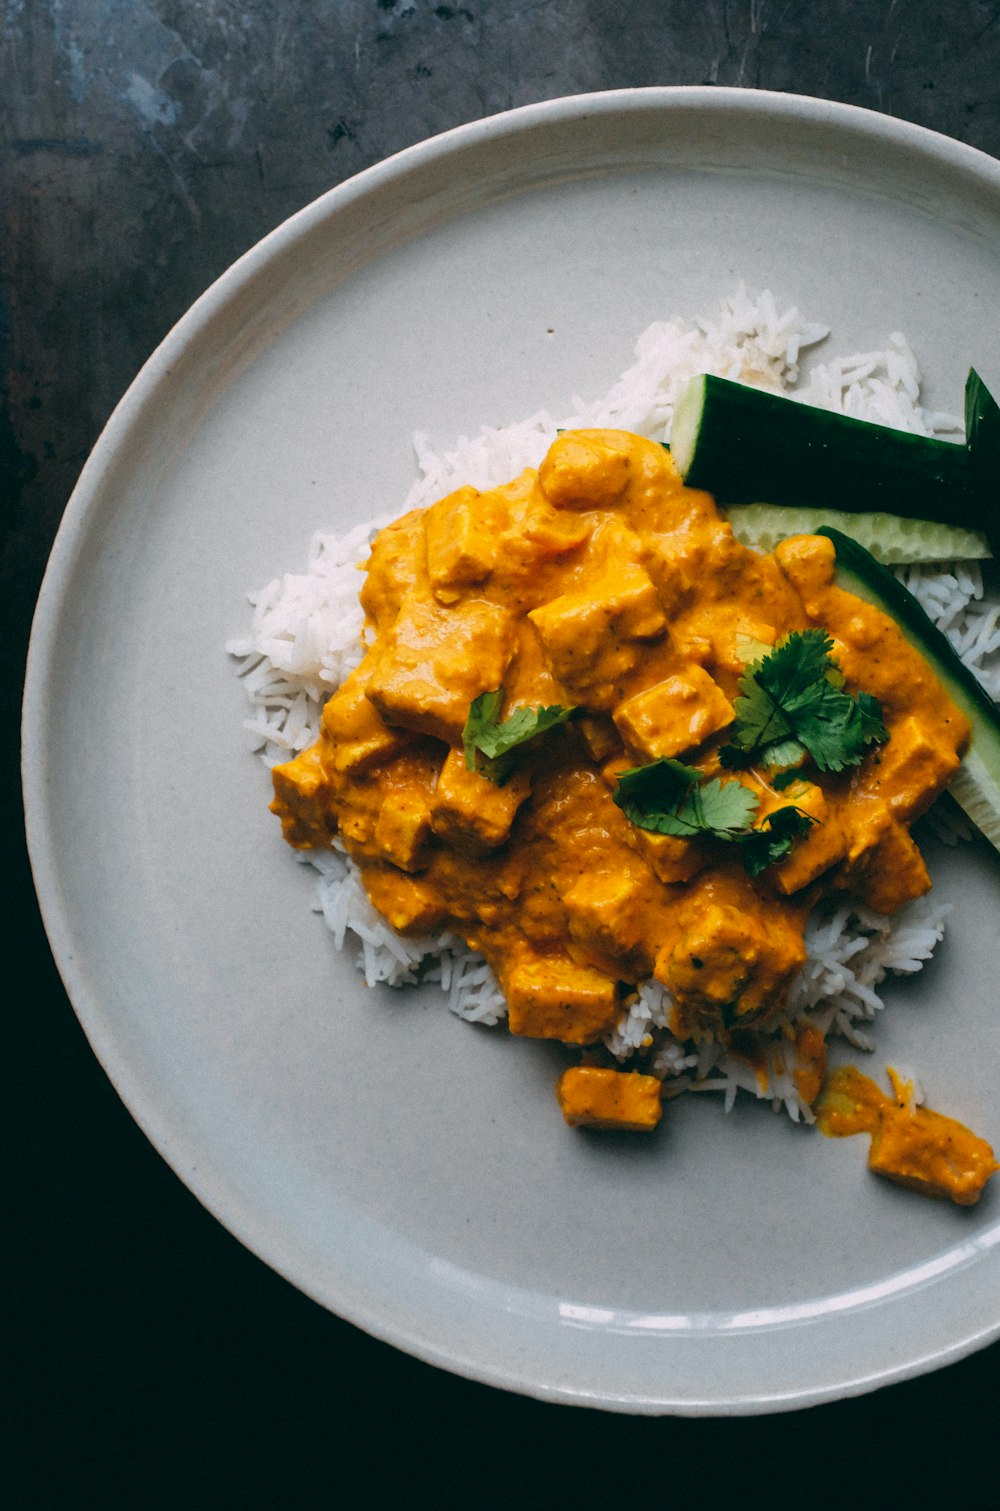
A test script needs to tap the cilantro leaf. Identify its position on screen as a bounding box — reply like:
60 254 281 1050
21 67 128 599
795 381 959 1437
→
614 760 818 876
613 759 759 840
462 689 575 781
740 806 817 878
720 629 888 774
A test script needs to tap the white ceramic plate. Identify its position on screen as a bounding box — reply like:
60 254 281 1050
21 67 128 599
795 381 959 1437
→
23 89 1000 1414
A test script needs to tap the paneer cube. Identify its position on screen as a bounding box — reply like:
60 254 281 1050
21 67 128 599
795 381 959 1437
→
768 783 852 896
613 665 735 760
556 1066 663 1132
868 1101 999 1206
373 789 433 872
620 825 708 886
528 566 665 708
431 748 530 853
575 714 621 762
864 713 964 820
270 744 332 848
538 431 631 509
362 867 448 935
321 665 413 775
838 803 931 914
423 485 498 603
503 955 620 1043
656 900 806 1037
563 870 647 968
366 594 516 742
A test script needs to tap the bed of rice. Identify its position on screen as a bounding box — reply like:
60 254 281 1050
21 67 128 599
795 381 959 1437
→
228 288 1000 1122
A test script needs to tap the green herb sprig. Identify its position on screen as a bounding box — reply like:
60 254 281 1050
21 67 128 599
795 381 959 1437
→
613 758 815 876
462 689 575 782
720 628 887 774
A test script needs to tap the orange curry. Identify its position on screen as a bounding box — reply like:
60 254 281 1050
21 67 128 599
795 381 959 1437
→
270 428 989 1197
816 1065 998 1206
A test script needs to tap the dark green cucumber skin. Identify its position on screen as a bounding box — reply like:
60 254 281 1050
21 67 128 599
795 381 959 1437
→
966 369 1000 557
682 374 982 528
818 527 1000 737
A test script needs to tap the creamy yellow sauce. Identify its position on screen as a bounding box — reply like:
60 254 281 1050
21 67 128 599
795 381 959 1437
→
270 428 979 1162
816 1065 997 1206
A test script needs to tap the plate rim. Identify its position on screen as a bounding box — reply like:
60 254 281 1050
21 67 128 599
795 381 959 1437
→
21 85 1000 1415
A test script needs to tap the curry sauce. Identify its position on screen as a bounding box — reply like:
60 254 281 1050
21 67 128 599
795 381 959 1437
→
816 1065 998 1205
270 429 973 1136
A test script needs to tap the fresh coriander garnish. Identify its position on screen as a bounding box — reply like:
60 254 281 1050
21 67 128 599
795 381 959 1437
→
719 628 888 774
462 689 575 782
740 806 817 877
613 758 758 840
613 758 815 876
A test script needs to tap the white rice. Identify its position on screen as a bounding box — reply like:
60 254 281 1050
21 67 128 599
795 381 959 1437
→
228 288 998 1119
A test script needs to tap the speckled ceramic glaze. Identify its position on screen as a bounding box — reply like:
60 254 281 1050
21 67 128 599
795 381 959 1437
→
22 89 1000 1413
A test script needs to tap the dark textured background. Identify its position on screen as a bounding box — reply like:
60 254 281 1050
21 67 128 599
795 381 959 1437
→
7 2 1000 1503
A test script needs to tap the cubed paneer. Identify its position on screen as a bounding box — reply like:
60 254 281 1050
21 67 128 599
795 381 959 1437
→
538 431 631 509
321 664 413 775
366 594 516 741
863 713 964 820
839 804 931 914
528 566 665 708
656 900 806 1036
556 1066 663 1132
423 485 499 603
373 789 433 872
431 748 530 853
503 955 620 1043
362 867 448 935
360 508 430 631
575 714 621 762
768 784 852 896
564 870 647 966
612 665 734 760
868 1101 999 1206
270 744 332 848
621 824 709 885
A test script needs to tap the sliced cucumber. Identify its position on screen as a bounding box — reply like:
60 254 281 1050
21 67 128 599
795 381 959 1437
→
818 526 1000 854
728 502 991 565
672 372 984 529
967 368 1000 559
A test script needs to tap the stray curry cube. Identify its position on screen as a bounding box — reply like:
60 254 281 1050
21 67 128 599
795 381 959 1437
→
868 1099 999 1206
816 1065 998 1206
556 1065 663 1131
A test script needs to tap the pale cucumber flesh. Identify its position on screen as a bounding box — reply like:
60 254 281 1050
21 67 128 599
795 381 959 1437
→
728 503 991 565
